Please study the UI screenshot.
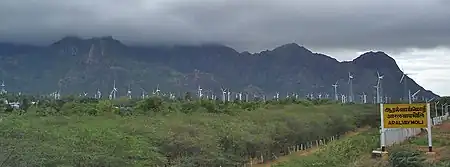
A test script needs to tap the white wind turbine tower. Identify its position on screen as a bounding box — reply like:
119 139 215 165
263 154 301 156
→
109 80 117 100
140 88 147 99
376 71 384 103
348 72 354 103
0 80 6 94
153 84 161 96
227 90 231 101
55 87 61 100
210 91 215 100
96 88 102 99
127 85 132 99
362 92 367 104
197 85 203 98
275 92 279 101
341 94 346 103
245 93 249 102
399 67 409 102
332 81 339 101
238 92 242 101
221 88 227 102
373 84 379 103
205 90 209 99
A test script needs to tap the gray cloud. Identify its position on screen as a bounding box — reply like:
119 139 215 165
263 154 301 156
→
1 0 450 52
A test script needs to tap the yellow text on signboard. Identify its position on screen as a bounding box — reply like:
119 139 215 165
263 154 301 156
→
383 103 428 128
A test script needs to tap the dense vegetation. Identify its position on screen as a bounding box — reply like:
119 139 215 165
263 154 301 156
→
0 94 379 167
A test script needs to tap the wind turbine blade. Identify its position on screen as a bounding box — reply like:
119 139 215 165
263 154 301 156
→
400 74 404 83
412 90 421 97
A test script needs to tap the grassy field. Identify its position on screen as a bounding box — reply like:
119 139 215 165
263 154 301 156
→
349 121 450 167
272 128 379 167
0 98 379 167
272 120 450 167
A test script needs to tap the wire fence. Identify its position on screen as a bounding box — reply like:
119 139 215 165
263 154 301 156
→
245 134 342 166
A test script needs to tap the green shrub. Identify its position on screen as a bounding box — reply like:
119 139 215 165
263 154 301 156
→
389 146 425 167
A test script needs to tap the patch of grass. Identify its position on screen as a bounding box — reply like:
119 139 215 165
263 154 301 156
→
273 129 379 167
352 121 450 167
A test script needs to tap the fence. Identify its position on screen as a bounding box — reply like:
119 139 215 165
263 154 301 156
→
245 133 342 166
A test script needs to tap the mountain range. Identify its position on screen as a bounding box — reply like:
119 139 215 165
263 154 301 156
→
0 36 438 100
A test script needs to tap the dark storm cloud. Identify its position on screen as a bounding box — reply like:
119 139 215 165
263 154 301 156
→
1 0 450 52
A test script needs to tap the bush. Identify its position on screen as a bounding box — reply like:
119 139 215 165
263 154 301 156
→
389 146 425 167
0 94 380 166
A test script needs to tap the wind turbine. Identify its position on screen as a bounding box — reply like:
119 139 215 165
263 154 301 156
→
0 80 6 94
197 85 203 99
56 89 61 100
348 72 354 103
275 92 279 101
245 93 249 102
227 89 231 101
410 90 420 104
361 92 367 104
109 80 117 100
399 67 409 102
221 87 227 102
332 81 339 101
127 85 132 99
96 88 102 99
153 84 160 96
140 88 147 99
341 94 346 103
376 71 384 103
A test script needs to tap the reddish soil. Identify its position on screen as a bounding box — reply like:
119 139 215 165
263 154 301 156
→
435 122 450 130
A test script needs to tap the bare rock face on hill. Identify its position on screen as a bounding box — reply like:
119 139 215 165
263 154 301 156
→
0 36 438 99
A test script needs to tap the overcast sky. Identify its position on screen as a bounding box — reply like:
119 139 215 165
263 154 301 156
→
1 0 449 95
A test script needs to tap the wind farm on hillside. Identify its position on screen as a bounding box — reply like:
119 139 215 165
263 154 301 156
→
2 0 450 166
0 37 447 167
18 67 433 105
